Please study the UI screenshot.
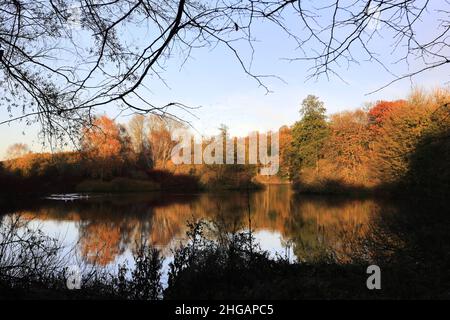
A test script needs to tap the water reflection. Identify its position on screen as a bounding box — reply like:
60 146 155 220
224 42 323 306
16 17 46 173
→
3 186 381 267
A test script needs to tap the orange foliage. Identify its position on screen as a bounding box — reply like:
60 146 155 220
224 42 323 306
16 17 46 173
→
82 116 123 159
3 152 82 178
368 100 406 131
278 125 292 179
81 116 127 179
80 222 123 265
369 92 446 184
327 110 371 172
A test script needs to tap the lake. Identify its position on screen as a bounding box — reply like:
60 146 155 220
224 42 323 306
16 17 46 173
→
1 185 393 273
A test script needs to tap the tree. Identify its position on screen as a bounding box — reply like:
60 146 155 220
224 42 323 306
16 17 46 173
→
147 115 184 169
300 95 327 118
81 115 128 179
370 92 438 184
368 100 406 132
278 125 292 179
128 114 151 168
1 1 448 142
289 95 329 180
5 143 31 160
128 115 147 154
325 110 372 184
406 100 450 196
118 123 134 165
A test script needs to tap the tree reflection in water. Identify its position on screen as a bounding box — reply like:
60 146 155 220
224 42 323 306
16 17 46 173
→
5 186 381 266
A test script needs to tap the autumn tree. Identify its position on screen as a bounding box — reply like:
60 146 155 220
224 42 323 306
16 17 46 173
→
128 114 151 168
5 143 31 160
128 115 147 154
325 110 372 185
370 91 440 184
202 124 257 189
81 116 128 179
147 115 184 169
368 100 406 132
406 94 450 195
289 95 329 181
278 126 292 179
292 90 449 193
209 124 229 179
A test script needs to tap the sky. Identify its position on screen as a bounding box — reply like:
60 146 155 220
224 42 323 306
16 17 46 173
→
1 1 449 159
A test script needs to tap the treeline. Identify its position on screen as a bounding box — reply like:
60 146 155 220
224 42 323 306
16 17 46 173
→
281 89 450 197
0 115 259 195
1 88 449 196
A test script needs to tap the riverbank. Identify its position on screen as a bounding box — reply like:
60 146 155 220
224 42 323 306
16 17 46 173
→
0 155 263 198
292 178 450 201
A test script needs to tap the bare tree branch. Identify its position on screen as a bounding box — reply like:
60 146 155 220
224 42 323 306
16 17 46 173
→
0 0 448 145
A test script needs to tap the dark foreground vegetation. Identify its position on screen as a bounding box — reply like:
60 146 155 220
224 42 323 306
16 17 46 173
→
1 195 449 299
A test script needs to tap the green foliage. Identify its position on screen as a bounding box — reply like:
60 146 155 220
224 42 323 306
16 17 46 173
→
299 94 326 117
289 95 330 180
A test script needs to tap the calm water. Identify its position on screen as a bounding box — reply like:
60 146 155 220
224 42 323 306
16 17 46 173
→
2 185 389 273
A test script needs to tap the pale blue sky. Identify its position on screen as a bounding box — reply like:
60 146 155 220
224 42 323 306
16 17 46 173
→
1 1 448 159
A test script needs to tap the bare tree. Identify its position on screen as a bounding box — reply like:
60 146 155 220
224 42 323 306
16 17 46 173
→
0 0 448 144
0 215 67 286
128 114 146 155
128 113 152 167
5 142 30 160
147 114 184 168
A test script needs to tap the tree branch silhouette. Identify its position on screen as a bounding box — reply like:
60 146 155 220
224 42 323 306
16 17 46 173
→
0 0 448 144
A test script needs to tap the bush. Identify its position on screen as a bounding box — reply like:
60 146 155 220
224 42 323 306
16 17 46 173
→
146 169 201 190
